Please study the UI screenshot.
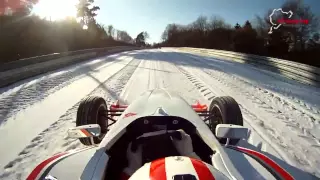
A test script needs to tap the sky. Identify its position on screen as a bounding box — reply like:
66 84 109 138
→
94 0 320 43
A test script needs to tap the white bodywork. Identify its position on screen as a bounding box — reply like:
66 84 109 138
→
81 89 276 180
36 89 288 180
100 89 217 150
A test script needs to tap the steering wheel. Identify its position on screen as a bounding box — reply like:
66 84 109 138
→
131 130 182 164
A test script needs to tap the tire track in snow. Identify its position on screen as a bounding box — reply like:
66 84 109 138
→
120 54 205 105
179 53 320 144
182 53 320 120
174 64 313 169
174 64 288 157
174 64 281 152
202 69 320 142
175 66 216 101
0 59 141 180
204 67 319 121
200 68 320 176
173 57 320 177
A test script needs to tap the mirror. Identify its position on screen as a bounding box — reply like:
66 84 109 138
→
68 124 101 138
215 124 248 139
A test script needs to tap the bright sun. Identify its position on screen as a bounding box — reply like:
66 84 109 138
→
32 0 78 21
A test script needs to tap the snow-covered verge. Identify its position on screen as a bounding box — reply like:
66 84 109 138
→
0 49 319 179
0 51 139 178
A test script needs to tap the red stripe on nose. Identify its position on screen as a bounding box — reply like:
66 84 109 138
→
27 152 68 180
233 146 294 180
190 158 215 180
150 158 167 180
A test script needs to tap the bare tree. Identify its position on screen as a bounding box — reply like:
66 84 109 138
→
107 25 115 39
143 31 150 40
116 30 133 43
161 24 179 41
96 23 108 39
252 14 269 37
208 15 228 30
191 16 208 32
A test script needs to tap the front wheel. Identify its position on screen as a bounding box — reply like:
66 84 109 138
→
208 96 243 145
76 96 108 145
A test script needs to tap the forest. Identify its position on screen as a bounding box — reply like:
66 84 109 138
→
158 0 320 67
0 0 150 63
0 0 319 67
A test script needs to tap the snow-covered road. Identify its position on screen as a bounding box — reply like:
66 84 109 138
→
0 49 319 179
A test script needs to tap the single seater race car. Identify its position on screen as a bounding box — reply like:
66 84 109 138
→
27 89 294 180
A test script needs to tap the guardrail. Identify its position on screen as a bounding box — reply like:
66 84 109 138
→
178 47 320 87
0 46 141 87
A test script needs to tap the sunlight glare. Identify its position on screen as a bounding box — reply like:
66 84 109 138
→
32 0 78 21
83 25 88 30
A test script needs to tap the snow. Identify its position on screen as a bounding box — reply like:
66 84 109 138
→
0 49 319 179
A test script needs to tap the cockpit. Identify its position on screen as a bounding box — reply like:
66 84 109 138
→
104 116 214 179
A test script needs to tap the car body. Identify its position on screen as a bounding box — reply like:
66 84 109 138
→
27 89 294 180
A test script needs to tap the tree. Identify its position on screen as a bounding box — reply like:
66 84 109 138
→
158 1 320 67
192 16 208 32
117 30 133 43
107 25 115 39
208 16 229 30
192 16 209 47
306 33 320 50
280 0 319 51
244 20 252 29
266 31 291 57
0 1 135 63
232 20 262 54
252 15 269 37
161 24 179 42
96 23 108 39
136 32 144 46
136 31 149 46
143 32 150 40
251 0 320 60
77 0 100 29
0 0 34 15
234 23 241 29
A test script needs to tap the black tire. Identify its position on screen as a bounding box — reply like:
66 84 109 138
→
76 96 108 146
208 96 243 145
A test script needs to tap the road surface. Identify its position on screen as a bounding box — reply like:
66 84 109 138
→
0 49 319 179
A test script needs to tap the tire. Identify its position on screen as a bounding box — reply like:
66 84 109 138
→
208 96 243 145
76 96 108 146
